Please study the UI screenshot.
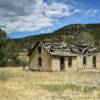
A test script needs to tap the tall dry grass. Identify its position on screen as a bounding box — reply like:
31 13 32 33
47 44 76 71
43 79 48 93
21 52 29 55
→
0 67 100 100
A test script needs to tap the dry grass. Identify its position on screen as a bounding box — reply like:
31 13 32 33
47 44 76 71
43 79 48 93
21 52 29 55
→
0 67 100 100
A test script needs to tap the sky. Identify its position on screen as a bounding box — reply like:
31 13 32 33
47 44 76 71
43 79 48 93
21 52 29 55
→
0 0 100 38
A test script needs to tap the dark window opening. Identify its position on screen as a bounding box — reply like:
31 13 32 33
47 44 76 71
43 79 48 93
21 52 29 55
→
60 57 65 70
38 46 41 54
93 56 96 68
68 57 72 67
83 56 87 65
38 57 42 67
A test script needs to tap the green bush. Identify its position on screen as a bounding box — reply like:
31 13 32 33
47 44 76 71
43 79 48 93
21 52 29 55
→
14 59 21 66
0 59 7 67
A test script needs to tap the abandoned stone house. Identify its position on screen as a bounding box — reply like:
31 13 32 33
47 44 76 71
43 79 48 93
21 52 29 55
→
28 41 100 71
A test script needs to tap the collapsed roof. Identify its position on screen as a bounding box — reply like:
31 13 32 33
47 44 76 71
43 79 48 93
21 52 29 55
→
28 41 98 56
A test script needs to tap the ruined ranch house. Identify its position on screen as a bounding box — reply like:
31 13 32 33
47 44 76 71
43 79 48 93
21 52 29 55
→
28 42 100 71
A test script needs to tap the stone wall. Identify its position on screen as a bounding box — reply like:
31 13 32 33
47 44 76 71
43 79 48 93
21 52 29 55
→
97 53 100 69
86 56 92 69
74 55 100 69
51 55 98 71
29 43 100 71
75 55 95 69
51 56 60 71
41 47 52 71
51 56 78 71
29 45 52 71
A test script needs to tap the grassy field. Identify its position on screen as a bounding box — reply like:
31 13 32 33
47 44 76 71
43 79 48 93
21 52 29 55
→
0 67 100 100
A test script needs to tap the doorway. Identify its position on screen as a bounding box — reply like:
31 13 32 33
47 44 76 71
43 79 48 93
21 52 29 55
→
93 56 96 68
68 57 72 67
60 57 65 70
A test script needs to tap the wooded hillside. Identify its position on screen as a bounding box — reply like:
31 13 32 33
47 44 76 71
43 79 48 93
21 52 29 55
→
0 23 100 66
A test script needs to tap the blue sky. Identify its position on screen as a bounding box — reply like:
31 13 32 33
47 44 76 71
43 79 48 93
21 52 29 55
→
0 0 100 38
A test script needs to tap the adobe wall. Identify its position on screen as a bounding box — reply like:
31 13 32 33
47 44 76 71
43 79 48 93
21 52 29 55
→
29 46 40 70
29 45 100 71
75 55 94 69
41 47 52 71
29 46 52 71
51 56 78 71
87 56 93 69
97 53 100 69
64 56 93 70
51 56 60 71
65 57 78 70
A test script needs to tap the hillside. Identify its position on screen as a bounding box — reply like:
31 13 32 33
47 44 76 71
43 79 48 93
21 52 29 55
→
14 23 100 50
54 24 100 42
0 23 100 66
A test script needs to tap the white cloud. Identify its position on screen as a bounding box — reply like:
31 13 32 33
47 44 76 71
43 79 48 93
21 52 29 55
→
5 14 53 32
85 9 99 17
73 9 81 13
0 0 81 33
44 3 73 17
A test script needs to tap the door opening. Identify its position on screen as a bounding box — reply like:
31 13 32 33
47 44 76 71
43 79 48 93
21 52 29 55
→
83 56 87 65
93 56 96 68
60 57 65 70
68 57 72 67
